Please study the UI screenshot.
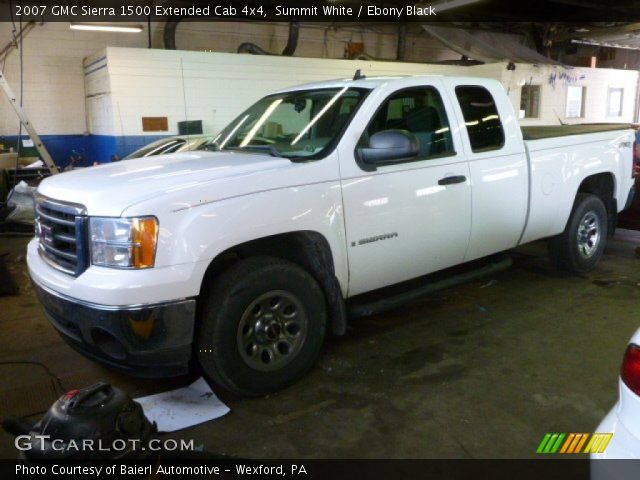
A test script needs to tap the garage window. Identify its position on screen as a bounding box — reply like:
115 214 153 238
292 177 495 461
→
566 86 586 118
455 86 505 152
608 88 624 117
520 85 540 118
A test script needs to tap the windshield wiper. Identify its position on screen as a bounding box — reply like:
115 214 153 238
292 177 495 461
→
199 141 221 151
214 145 306 162
228 144 292 158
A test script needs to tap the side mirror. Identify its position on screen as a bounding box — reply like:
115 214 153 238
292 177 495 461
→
357 129 419 166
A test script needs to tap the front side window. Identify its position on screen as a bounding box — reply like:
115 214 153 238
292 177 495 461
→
201 87 367 159
455 86 505 153
360 87 455 160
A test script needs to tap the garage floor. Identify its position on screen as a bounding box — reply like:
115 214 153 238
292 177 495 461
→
1 231 639 459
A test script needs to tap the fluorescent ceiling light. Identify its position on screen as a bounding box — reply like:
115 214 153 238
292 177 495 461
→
70 23 143 33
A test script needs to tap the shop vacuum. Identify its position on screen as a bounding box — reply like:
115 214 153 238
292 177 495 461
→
2 382 157 461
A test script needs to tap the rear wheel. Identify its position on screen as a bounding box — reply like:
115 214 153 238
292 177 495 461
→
196 256 326 396
548 193 608 273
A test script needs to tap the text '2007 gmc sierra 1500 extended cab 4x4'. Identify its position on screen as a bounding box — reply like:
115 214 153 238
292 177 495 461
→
28 75 636 396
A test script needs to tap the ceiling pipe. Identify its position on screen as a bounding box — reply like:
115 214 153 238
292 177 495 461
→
164 18 299 56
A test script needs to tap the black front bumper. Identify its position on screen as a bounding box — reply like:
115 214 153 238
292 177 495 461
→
32 281 196 377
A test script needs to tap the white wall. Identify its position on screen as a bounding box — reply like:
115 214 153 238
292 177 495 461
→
90 47 461 136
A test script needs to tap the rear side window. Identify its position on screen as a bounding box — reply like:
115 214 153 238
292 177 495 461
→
455 86 505 152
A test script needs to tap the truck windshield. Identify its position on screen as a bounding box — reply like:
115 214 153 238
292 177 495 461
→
200 87 367 159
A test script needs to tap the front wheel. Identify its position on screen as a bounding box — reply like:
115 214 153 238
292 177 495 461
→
548 193 608 273
196 256 326 396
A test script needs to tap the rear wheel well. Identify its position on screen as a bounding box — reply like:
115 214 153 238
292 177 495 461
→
199 231 347 335
577 173 617 236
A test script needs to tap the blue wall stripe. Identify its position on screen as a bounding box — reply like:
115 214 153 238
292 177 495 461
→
2 134 170 167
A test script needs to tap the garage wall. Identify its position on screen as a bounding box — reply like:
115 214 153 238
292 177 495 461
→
171 22 458 62
0 22 151 164
497 63 639 126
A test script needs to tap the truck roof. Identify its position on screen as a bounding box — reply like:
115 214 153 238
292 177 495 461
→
275 75 432 92
276 75 498 93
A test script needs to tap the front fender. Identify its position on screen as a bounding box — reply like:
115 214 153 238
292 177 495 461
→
124 181 349 298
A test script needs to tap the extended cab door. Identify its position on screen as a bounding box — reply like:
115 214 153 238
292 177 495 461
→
338 79 472 296
448 81 528 261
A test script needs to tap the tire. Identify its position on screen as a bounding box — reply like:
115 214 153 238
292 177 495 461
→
196 256 327 396
0 168 8 203
548 193 608 273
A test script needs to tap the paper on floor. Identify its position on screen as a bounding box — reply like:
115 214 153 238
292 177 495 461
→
135 377 230 432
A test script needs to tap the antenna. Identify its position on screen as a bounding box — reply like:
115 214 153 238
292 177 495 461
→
353 69 366 81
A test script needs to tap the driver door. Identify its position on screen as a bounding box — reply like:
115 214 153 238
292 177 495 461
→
340 83 472 296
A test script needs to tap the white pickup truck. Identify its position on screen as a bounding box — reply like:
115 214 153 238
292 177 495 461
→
28 75 636 396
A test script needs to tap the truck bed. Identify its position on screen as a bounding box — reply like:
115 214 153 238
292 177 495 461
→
521 124 631 141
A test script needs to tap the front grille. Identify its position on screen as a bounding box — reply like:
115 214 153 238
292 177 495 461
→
35 195 89 276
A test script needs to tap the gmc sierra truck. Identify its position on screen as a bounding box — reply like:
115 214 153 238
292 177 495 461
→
28 76 636 396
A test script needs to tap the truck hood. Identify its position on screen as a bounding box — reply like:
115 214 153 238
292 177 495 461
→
38 151 296 216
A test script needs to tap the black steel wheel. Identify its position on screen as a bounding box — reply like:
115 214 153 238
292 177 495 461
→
196 256 326 396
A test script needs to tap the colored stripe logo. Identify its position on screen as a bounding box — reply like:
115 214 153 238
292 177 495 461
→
537 433 612 454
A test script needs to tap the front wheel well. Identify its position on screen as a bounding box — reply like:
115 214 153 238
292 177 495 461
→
198 231 347 335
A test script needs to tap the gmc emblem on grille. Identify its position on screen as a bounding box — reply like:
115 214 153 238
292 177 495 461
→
36 219 53 246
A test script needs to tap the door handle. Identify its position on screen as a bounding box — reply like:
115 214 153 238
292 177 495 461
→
438 175 466 186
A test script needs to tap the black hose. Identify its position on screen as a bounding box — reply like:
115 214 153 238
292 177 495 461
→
350 52 375 61
237 23 300 56
237 42 271 55
163 17 183 50
281 22 299 56
165 19 299 56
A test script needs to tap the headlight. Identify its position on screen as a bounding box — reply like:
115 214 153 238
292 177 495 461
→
89 217 158 269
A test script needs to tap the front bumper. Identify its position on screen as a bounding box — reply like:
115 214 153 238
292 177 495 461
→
32 279 196 377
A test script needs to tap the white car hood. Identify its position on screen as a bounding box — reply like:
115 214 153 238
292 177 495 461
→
37 151 294 216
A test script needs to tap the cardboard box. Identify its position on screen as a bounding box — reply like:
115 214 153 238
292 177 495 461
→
0 153 18 169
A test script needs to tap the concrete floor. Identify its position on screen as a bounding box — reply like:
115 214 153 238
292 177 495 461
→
1 231 639 459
